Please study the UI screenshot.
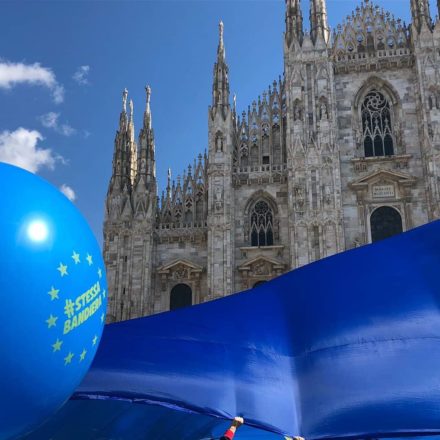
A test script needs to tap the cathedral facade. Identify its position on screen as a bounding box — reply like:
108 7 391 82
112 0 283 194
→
104 0 440 322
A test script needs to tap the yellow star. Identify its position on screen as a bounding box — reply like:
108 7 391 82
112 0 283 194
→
64 352 74 365
57 263 68 277
72 251 80 264
97 268 102 278
102 289 106 298
46 314 58 328
79 349 87 362
52 339 63 352
92 335 98 346
101 313 105 323
48 286 59 301
86 254 93 266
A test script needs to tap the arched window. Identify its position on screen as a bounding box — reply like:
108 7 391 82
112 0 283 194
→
370 206 403 242
170 284 192 310
253 280 267 288
250 201 274 246
361 90 394 157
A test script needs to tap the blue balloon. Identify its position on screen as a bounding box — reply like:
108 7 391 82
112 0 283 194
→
0 163 108 439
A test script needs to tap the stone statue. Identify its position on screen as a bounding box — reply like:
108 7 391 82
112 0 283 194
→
320 102 328 120
214 186 223 212
216 134 224 152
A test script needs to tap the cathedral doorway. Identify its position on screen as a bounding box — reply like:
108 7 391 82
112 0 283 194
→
370 206 403 242
170 283 192 310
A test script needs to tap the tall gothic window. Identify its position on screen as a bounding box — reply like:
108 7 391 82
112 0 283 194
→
250 201 274 246
361 90 394 157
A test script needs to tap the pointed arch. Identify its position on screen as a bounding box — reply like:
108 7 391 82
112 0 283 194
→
244 191 279 247
353 77 400 157
354 76 400 109
244 190 279 216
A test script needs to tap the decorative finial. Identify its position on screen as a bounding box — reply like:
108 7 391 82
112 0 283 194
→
146 85 151 104
129 99 134 120
219 20 224 45
122 88 128 112
233 93 237 110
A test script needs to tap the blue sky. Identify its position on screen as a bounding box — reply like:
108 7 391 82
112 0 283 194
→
0 0 414 246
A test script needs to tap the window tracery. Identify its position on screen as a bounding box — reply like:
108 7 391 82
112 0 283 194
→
250 201 274 247
361 90 394 157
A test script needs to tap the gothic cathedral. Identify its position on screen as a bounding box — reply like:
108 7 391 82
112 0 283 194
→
104 0 440 322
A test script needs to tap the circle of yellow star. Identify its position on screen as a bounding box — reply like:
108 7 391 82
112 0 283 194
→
92 335 98 346
100 313 105 323
97 268 102 278
64 352 74 365
72 251 80 264
86 254 93 266
52 339 63 352
102 289 106 298
46 314 58 328
79 349 87 362
57 263 68 277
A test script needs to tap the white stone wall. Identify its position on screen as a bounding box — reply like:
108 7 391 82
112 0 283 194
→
335 66 430 248
104 2 440 322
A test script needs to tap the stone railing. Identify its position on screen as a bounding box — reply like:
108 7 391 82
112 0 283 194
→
335 47 411 63
156 220 207 230
233 163 287 174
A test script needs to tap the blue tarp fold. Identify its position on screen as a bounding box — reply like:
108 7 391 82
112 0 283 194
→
31 221 440 439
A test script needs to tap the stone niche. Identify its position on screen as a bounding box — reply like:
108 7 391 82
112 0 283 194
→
349 168 417 244
238 255 285 290
157 259 204 306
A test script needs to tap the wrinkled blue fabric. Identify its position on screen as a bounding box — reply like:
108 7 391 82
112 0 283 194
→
70 220 440 439
25 400 281 439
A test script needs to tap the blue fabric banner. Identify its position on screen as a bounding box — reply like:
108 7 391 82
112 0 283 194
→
31 220 440 439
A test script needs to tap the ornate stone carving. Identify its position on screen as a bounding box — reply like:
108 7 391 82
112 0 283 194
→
333 1 410 57
215 132 224 152
238 256 285 289
294 185 305 209
214 186 223 212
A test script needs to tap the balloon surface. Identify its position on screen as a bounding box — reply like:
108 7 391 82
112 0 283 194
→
0 163 107 439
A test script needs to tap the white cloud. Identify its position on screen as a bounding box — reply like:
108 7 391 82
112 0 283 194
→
39 112 76 137
52 84 65 104
60 124 75 136
60 184 76 201
0 60 64 103
40 111 59 129
72 65 90 85
0 128 61 173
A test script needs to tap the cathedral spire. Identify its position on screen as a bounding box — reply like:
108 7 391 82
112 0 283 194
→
119 88 128 130
218 20 225 60
212 20 230 109
411 0 432 32
109 88 133 193
310 0 329 44
166 168 172 200
128 99 137 185
285 0 304 47
137 85 156 186
129 99 134 124
144 85 152 130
